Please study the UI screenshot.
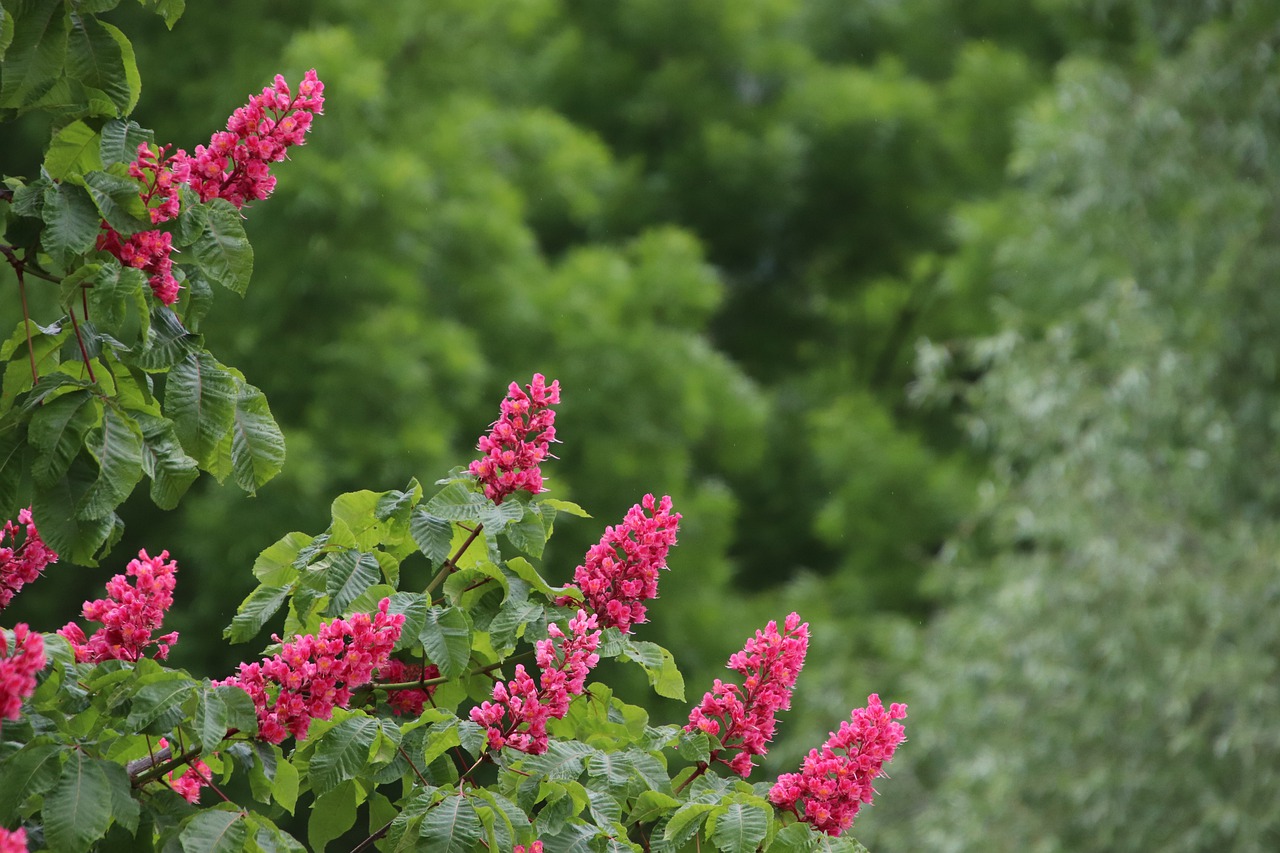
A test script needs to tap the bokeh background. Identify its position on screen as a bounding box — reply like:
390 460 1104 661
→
4 0 1280 849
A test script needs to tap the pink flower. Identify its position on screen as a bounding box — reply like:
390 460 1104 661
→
470 609 600 755
514 843 544 853
217 599 404 743
0 623 45 721
57 550 180 663
157 737 212 803
685 612 809 777
469 374 560 504
769 694 907 836
0 826 28 853
376 659 440 716
0 508 57 612
569 494 680 633
172 69 324 209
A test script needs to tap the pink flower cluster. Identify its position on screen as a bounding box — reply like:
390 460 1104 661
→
172 70 324 208
685 612 809 777
514 843 543 853
470 609 601 755
376 659 440 716
469 374 560 503
217 599 404 744
0 827 28 853
0 508 57 612
95 70 324 305
570 494 679 633
158 737 212 804
770 694 907 836
58 550 179 663
0 623 45 721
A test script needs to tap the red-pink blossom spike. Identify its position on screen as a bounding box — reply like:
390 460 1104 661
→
217 598 403 744
769 694 907 835
0 623 45 722
685 612 809 777
0 508 57 612
571 494 680 633
376 659 440 716
0 826 29 853
470 609 601 755
469 374 561 504
57 550 180 663
157 737 213 803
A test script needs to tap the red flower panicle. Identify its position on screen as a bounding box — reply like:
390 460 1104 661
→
469 609 601 755
0 623 45 722
514 843 544 853
570 494 680 633
96 70 324 305
377 659 441 716
0 508 57 612
469 374 560 503
172 69 324 208
217 599 403 744
769 694 907 836
685 612 809 777
0 826 28 853
58 550 180 663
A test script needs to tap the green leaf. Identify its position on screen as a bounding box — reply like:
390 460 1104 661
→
628 789 680 826
386 591 429 652
44 120 103 179
410 508 453 565
98 21 139 113
66 13 131 115
137 0 185 29
420 605 472 679
85 263 148 342
99 119 153 166
503 505 547 558
0 0 67 109
195 683 257 748
425 481 525 532
102 760 139 835
125 673 195 732
504 556 559 598
540 497 591 518
230 381 285 492
272 754 299 814
323 549 380 615
0 742 62 824
663 803 717 848
621 639 685 701
252 531 310 585
0 6 14 61
307 781 359 853
710 803 769 853
330 489 391 550
44 750 113 853
134 410 199 509
165 351 236 466
129 306 198 371
80 170 150 234
309 715 380 797
78 403 145 518
28 389 98 487
419 792 482 853
226 583 290 643
30 474 120 564
185 199 253 294
180 808 249 853
42 180 102 265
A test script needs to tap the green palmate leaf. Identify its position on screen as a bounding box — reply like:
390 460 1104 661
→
330 489 394 550
99 118 152 165
230 381 285 492
42 180 102 265
504 556 559 597
30 472 120 564
0 427 30 520
44 119 103 179
78 403 145 518
621 639 685 701
309 715 380 797
425 480 525 533
126 673 196 732
0 0 66 109
628 790 680 826
323 549 380 615
540 497 591 518
137 0 185 29
99 21 139 113
307 781 359 853
226 583 290 643
80 169 149 234
165 351 236 465
0 6 13 61
420 605 472 679
252 531 310 585
420 792 483 853
521 740 596 783
66 13 131 115
179 808 249 853
134 410 199 509
194 683 258 748
664 803 717 848
129 306 198 371
102 761 139 836
709 803 769 853
272 754 300 814
409 508 452 566
184 198 253 294
0 742 62 824
29 389 98 487
503 504 548 557
44 751 113 853
86 263 148 342
386 591 429 652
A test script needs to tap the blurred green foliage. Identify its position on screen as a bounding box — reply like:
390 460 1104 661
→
5 0 1278 848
